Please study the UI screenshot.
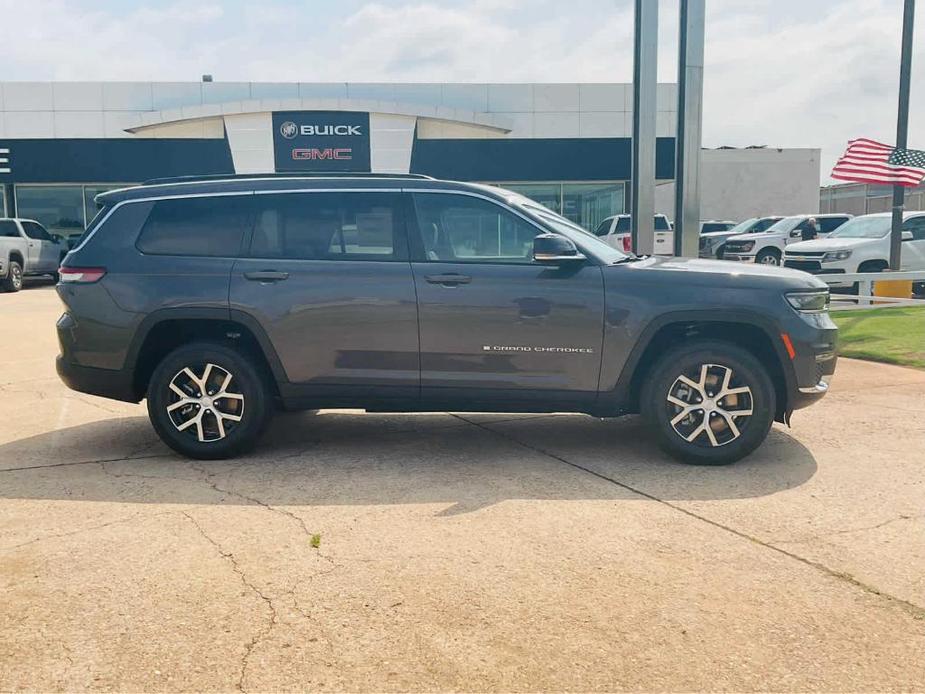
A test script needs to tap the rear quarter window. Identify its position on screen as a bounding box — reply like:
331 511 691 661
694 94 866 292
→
136 195 253 257
0 220 19 238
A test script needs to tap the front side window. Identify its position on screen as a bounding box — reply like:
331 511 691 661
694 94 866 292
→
137 195 252 257
22 221 53 241
0 220 19 238
902 216 925 241
250 192 403 261
413 193 540 264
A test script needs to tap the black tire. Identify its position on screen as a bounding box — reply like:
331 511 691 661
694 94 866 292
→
755 248 781 266
851 260 888 295
146 341 271 459
1 261 23 292
641 340 776 465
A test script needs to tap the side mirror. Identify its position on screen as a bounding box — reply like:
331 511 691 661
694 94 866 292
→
902 230 914 242
533 234 585 263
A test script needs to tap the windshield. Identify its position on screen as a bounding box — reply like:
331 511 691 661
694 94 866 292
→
764 216 804 234
828 216 891 239
722 218 758 235
516 199 630 263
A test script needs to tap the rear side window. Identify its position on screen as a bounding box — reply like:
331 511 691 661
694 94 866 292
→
593 219 612 237
250 192 404 261
22 221 53 241
0 220 19 238
819 217 849 233
136 196 252 257
615 217 631 232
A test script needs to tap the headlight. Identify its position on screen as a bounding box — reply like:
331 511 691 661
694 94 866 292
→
731 241 755 252
821 250 852 262
785 290 830 312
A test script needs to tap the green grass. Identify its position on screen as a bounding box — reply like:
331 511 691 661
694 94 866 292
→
832 306 925 369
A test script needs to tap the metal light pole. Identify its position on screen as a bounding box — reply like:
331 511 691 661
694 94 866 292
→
674 0 706 258
631 0 659 256
890 0 916 270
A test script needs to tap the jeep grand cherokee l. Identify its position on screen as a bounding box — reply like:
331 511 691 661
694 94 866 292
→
56 174 837 464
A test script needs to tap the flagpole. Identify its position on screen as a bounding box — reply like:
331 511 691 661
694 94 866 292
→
890 0 915 270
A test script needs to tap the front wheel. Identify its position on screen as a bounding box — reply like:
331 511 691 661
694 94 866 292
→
641 341 776 465
1 261 23 292
147 342 271 459
755 249 781 266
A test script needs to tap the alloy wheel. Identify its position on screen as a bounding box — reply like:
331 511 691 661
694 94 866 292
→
166 363 244 443
11 265 22 290
666 363 754 447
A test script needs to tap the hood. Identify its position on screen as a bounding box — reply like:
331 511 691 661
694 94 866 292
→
727 231 781 243
700 230 738 239
611 256 827 290
785 237 878 252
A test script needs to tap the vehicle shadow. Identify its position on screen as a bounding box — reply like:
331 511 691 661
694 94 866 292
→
0 411 818 513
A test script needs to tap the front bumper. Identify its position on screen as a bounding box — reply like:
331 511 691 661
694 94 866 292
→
723 253 756 263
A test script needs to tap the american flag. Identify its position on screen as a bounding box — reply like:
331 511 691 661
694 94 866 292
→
831 139 925 187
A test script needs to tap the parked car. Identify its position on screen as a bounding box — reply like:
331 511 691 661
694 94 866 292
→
784 212 925 289
56 174 837 465
594 214 674 255
699 216 784 259
0 218 68 292
723 214 852 266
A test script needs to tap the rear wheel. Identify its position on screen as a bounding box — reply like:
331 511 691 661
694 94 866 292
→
641 341 776 465
755 248 781 266
147 341 271 459
1 261 23 292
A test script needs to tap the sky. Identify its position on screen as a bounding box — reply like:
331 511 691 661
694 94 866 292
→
0 0 923 182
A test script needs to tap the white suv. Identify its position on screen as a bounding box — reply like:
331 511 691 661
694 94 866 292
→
594 214 673 255
784 212 925 288
723 214 852 266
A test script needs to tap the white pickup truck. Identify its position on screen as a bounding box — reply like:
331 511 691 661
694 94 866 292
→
0 218 68 292
722 214 853 266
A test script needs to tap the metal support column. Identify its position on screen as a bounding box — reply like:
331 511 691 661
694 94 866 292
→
890 0 915 270
631 0 658 256
2 184 15 217
674 0 705 258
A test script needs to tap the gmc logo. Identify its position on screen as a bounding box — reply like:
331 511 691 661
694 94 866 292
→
291 148 353 160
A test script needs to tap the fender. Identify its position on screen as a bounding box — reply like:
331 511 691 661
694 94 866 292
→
598 308 796 413
123 307 291 387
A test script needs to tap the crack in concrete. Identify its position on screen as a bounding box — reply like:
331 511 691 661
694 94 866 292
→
181 511 277 693
450 413 925 620
773 513 924 545
0 510 175 552
0 453 165 474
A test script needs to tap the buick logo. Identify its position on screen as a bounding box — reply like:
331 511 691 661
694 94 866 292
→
279 121 298 139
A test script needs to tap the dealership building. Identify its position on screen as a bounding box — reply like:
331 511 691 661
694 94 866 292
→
0 80 820 238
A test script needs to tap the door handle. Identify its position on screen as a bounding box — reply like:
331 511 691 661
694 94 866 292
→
424 273 472 286
244 270 290 282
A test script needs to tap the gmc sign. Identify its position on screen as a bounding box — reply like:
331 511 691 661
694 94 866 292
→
272 111 370 172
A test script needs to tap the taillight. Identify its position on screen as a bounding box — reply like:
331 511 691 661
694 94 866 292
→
622 235 633 253
58 267 106 284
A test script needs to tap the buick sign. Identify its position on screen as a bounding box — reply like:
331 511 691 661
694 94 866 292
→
272 111 371 172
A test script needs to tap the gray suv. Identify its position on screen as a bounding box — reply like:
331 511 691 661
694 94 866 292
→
56 174 837 464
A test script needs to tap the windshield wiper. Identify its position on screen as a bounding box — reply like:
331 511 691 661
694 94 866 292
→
613 254 647 264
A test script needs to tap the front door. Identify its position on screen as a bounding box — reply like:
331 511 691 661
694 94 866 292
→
408 191 605 409
229 190 419 404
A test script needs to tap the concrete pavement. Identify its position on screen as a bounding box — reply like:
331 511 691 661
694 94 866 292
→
1 285 923 691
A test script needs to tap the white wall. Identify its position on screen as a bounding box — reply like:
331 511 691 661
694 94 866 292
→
0 81 677 140
654 148 821 220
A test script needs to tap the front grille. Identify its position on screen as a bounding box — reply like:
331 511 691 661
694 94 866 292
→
784 260 822 273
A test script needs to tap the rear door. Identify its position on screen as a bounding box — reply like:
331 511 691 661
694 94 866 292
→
653 215 673 255
408 190 604 408
229 190 419 401
21 221 60 271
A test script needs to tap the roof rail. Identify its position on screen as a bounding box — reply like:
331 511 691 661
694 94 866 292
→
141 172 435 186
